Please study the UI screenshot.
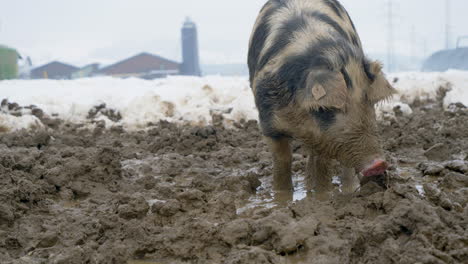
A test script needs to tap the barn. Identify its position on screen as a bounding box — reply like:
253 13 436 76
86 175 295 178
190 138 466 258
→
30 61 79 79
96 52 181 79
28 18 201 80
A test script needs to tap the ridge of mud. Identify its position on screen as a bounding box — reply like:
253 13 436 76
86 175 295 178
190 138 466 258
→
0 101 467 264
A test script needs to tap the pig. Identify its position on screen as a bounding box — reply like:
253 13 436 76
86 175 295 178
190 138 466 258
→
248 0 397 194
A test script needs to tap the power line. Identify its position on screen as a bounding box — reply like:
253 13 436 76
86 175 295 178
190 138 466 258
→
445 0 451 49
387 0 395 72
410 25 416 66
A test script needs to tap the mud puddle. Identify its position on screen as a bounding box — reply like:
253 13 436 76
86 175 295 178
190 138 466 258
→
1 100 467 264
236 173 309 215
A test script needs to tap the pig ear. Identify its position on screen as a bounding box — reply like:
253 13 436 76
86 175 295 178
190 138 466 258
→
302 70 348 110
366 61 397 103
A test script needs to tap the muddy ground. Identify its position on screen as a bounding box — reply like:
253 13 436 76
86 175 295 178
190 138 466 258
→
0 99 467 264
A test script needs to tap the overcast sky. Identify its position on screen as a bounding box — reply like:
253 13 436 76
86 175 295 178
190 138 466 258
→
1 0 467 67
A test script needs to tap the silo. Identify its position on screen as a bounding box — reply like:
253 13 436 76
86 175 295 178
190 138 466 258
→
181 17 201 76
0 45 18 80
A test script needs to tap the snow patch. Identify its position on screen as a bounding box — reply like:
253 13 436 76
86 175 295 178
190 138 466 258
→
389 70 468 107
0 71 467 131
0 113 43 132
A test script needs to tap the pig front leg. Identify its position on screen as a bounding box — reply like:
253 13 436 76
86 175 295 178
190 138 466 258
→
306 153 333 194
267 137 293 192
341 167 359 193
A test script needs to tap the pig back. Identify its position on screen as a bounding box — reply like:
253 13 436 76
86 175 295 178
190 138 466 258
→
247 0 366 137
248 0 363 85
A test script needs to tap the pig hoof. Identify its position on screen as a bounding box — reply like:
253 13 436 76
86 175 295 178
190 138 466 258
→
273 190 294 205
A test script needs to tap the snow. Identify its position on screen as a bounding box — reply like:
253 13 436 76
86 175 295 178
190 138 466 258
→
0 113 43 131
0 71 467 131
377 70 468 117
388 70 468 107
415 185 425 196
0 76 255 130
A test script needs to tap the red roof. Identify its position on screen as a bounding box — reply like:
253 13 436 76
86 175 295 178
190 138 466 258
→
98 52 180 75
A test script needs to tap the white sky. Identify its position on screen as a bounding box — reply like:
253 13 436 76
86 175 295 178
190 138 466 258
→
1 0 467 67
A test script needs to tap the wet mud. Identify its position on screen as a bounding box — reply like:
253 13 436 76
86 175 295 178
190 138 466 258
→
0 100 467 264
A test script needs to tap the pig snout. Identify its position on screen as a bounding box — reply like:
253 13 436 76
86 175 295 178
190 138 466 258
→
360 159 389 177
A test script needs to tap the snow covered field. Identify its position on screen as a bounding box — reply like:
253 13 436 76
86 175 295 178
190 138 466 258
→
1 70 467 131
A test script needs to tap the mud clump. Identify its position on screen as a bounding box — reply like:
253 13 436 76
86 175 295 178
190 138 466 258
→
0 101 467 264
1 99 62 129
87 103 122 123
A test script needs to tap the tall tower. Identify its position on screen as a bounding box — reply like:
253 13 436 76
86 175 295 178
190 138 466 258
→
181 17 201 76
445 0 451 49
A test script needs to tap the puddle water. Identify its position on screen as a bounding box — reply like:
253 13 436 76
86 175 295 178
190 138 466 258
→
236 173 345 214
396 161 431 197
415 184 425 196
237 160 440 215
126 154 436 217
129 163 448 264
146 199 167 206
236 173 309 214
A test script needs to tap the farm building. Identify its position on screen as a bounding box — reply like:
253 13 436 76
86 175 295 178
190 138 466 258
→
96 18 201 79
28 18 202 80
71 63 100 79
96 53 180 79
30 61 79 80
